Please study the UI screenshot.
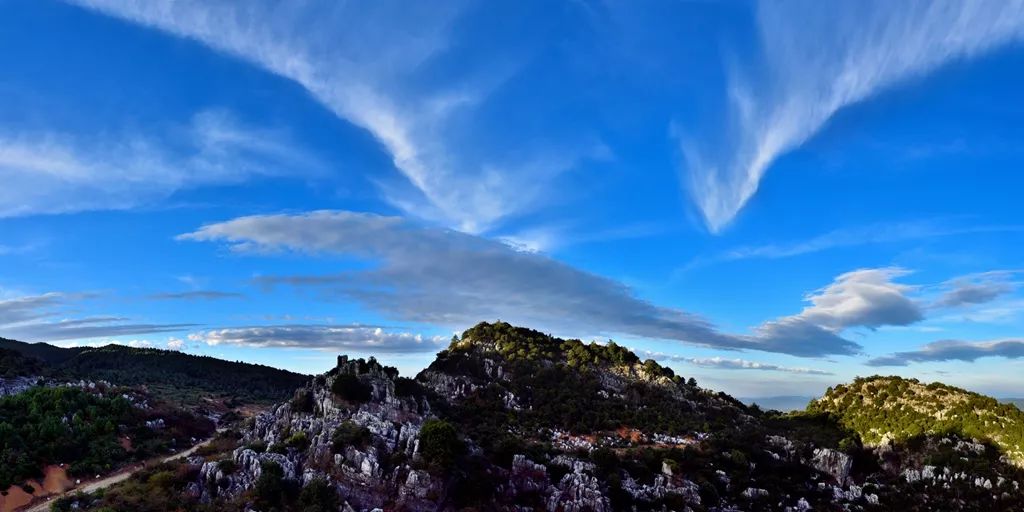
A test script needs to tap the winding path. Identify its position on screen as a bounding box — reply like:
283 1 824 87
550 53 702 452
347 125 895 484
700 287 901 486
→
21 438 214 512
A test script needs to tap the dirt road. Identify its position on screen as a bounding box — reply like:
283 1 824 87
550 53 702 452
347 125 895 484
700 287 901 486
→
21 439 213 512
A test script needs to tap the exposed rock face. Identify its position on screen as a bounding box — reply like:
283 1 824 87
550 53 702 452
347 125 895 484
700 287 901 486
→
547 469 611 512
176 323 1024 512
195 355 438 511
812 447 853 486
0 375 37 397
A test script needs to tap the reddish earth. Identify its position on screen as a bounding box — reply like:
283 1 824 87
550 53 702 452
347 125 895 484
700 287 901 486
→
0 466 76 512
0 482 40 512
40 467 72 495
616 426 645 443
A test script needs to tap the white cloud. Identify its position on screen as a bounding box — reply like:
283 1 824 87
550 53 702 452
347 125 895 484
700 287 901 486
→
793 267 923 331
0 293 66 326
179 210 862 357
0 292 195 342
869 338 1024 366
166 337 185 351
933 270 1019 308
0 110 318 217
70 0 602 233
191 325 445 353
646 352 833 375
682 1 1024 232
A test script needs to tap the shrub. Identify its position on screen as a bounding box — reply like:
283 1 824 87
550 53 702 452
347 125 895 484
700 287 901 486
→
418 419 464 470
298 478 339 512
291 389 314 413
285 431 310 451
255 461 285 507
247 440 268 453
217 459 237 475
331 421 371 453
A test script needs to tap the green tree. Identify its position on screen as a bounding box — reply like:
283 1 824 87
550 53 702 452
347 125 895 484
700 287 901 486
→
418 419 463 470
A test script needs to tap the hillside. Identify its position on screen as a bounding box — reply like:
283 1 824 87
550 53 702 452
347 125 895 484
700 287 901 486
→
0 338 310 406
0 348 44 378
53 321 1024 512
0 338 82 366
809 376 1024 465
0 383 214 496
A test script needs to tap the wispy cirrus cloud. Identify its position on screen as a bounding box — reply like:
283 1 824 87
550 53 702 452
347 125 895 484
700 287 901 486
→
188 325 445 353
0 110 319 217
179 210 864 357
869 338 1024 366
694 221 1024 268
682 1 1024 232
70 0 604 233
644 351 833 375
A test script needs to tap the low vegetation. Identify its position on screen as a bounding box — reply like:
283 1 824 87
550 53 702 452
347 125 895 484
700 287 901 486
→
0 386 212 489
809 375 1024 464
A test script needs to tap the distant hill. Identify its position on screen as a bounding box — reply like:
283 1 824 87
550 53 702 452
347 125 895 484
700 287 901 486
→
1004 398 1024 410
0 337 83 365
0 337 310 406
741 395 815 412
809 375 1024 465
0 347 45 378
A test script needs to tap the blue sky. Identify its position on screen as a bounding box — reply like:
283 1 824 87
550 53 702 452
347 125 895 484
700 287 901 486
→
2 0 1024 399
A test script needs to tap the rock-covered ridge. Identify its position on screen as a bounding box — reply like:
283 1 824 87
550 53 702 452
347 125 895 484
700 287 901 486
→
809 375 1024 465
55 322 1024 512
196 355 440 511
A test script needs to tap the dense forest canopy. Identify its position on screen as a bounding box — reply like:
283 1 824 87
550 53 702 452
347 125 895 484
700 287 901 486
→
0 386 213 489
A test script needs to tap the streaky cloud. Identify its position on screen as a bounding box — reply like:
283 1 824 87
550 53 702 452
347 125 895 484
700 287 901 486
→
180 210 863 357
0 292 196 342
71 0 604 233
868 338 1024 366
711 221 1024 264
933 270 1019 308
189 325 445 353
3 317 197 342
0 110 319 217
644 351 834 375
148 290 245 301
683 1 1024 232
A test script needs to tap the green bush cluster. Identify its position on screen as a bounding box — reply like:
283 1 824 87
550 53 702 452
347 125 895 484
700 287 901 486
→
456 321 679 381
809 376 1024 461
331 421 371 453
418 419 464 470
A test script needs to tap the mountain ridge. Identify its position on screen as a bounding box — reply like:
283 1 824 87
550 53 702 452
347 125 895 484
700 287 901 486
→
0 337 310 406
21 322 1024 511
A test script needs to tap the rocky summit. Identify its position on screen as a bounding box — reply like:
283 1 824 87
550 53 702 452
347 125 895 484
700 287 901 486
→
57 322 1024 511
